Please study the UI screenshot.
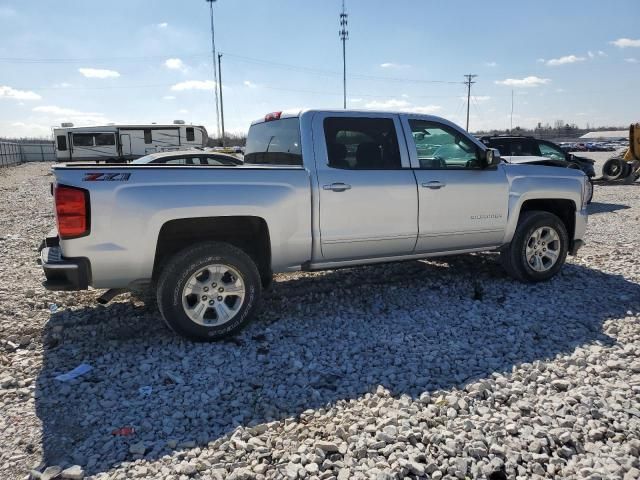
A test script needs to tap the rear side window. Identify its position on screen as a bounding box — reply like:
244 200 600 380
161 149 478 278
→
72 134 93 147
323 117 401 170
144 129 152 144
186 127 195 142
95 133 115 146
244 118 302 165
56 135 67 151
510 139 538 156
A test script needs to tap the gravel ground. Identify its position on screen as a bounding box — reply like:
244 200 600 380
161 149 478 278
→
0 161 639 480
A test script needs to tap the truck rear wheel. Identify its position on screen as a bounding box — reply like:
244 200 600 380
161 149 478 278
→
156 241 261 341
500 210 568 283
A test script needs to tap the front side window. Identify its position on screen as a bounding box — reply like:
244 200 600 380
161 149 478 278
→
56 135 67 151
144 129 152 144
323 117 401 170
244 118 302 165
538 141 565 160
95 133 115 146
72 134 94 147
186 127 195 142
408 120 479 169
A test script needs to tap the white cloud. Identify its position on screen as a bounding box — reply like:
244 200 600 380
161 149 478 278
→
0 85 42 101
546 55 586 66
164 58 186 71
163 95 176 100
349 98 363 103
461 95 491 103
171 80 217 91
157 22 168 28
78 68 120 79
243 80 257 88
536 58 546 63
484 61 497 67
495 76 551 88
611 38 640 48
598 50 607 56
53 82 73 88
588 51 595 58
379 62 410 69
178 109 189 114
364 98 441 114
3 121 50 137
32 105 110 124
625 58 638 63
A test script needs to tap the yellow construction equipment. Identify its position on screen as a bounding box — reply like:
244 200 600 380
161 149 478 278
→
602 123 640 182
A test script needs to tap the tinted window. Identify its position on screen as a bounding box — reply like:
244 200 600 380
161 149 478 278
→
510 139 538 156
186 127 195 142
408 120 479 169
323 117 401 170
538 141 565 160
95 133 115 146
56 135 67 151
244 118 302 165
485 139 512 156
163 157 187 165
72 134 93 147
144 129 152 144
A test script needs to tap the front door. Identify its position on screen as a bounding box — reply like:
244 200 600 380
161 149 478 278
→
119 134 131 158
313 113 418 261
401 116 509 253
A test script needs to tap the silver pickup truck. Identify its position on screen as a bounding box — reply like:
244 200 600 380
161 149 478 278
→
41 110 588 341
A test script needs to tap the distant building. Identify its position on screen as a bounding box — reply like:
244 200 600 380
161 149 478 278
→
580 131 628 141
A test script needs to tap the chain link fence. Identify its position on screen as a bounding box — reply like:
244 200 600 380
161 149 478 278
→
0 142 55 167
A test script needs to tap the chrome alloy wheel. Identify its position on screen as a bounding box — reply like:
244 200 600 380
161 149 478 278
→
182 264 245 326
525 226 561 272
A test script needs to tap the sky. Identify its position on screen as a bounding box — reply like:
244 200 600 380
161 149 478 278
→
0 0 639 139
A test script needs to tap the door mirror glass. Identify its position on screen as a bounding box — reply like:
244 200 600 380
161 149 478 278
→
483 148 500 167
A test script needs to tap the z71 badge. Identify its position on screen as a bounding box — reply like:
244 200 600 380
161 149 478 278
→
83 173 131 182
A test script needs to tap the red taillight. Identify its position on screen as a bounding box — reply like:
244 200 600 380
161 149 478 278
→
55 185 89 239
264 111 282 122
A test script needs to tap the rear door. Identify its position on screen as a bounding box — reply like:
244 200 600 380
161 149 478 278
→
312 112 418 261
402 116 509 252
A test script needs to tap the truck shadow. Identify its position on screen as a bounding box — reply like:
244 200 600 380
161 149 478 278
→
587 201 630 215
34 255 640 476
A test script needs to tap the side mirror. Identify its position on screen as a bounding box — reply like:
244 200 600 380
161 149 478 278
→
482 148 500 168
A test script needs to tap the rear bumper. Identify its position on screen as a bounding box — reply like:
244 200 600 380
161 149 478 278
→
39 231 90 290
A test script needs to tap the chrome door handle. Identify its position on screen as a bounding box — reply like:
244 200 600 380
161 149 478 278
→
421 181 446 189
323 182 352 192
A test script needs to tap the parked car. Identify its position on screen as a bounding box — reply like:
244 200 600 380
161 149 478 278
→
131 150 242 166
41 110 588 341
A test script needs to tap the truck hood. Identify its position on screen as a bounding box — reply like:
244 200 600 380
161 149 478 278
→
501 155 569 168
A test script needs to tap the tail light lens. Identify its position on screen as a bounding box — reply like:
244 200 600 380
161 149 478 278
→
55 185 90 239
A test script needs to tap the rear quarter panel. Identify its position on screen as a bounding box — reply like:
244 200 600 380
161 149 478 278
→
53 166 312 288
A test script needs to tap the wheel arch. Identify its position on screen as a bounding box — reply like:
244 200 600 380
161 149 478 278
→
509 199 576 243
153 216 271 284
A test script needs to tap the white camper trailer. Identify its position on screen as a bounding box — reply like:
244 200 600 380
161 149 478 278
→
52 122 208 162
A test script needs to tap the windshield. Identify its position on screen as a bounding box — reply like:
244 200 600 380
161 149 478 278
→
131 154 157 164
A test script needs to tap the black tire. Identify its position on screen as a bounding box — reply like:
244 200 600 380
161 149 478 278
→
602 158 626 181
156 241 261 341
500 211 569 283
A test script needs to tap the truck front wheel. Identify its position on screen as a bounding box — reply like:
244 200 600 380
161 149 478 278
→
500 210 569 283
156 241 261 341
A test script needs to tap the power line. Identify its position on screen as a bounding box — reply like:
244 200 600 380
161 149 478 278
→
463 74 477 131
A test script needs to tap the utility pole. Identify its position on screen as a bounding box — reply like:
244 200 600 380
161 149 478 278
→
464 74 477 131
510 89 514 132
339 0 348 109
206 0 221 140
217 53 225 146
